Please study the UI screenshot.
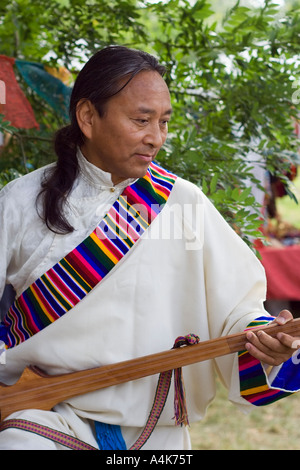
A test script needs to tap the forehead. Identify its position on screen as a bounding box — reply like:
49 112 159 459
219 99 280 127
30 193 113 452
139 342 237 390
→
108 71 171 114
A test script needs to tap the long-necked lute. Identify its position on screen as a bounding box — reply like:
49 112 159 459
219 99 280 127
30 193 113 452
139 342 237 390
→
0 318 300 421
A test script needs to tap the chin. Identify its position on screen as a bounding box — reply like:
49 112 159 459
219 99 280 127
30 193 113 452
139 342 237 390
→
115 161 152 183
131 162 151 178
136 166 151 179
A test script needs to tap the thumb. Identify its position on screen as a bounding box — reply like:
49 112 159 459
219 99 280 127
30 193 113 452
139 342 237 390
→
273 309 293 325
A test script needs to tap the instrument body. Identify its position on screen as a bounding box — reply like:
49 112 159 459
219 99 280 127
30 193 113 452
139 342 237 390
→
1 318 300 421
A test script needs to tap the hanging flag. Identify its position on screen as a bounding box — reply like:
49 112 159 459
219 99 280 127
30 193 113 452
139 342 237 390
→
45 65 73 86
15 60 72 120
0 55 39 129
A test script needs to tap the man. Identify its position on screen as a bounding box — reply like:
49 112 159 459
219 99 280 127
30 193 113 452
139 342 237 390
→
0 45 299 450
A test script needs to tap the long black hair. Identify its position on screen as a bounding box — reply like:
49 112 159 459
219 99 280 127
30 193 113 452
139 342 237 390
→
37 46 166 234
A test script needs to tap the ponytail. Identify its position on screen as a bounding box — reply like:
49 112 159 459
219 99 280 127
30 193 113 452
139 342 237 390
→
37 123 82 233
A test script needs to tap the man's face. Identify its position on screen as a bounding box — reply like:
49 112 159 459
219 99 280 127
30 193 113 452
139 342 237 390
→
79 70 172 184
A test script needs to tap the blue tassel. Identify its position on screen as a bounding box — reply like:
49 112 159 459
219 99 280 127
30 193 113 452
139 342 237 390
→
94 421 127 450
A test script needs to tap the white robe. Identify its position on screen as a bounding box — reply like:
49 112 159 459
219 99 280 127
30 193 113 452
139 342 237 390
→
0 150 272 449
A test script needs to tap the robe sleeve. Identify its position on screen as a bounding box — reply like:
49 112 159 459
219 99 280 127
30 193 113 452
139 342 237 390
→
239 316 300 405
196 189 300 408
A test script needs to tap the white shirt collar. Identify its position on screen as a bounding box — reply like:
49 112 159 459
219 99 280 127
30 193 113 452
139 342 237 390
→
76 147 136 190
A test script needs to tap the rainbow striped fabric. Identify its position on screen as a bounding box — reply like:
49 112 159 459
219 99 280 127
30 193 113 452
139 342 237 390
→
0 161 177 349
239 316 293 405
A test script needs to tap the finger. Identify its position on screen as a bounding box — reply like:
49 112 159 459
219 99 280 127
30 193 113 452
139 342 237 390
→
277 332 300 349
245 340 280 365
246 330 282 354
245 330 292 365
273 310 293 325
256 330 290 352
245 331 273 359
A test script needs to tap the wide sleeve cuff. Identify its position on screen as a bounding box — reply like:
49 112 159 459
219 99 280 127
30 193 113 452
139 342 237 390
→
239 316 300 406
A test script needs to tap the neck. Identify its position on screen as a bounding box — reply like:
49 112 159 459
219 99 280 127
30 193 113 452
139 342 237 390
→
79 146 125 185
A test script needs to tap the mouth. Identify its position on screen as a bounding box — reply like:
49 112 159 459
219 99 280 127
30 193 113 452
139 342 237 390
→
135 153 154 162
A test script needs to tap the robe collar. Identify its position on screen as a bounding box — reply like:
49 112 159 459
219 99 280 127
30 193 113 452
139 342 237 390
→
76 147 136 191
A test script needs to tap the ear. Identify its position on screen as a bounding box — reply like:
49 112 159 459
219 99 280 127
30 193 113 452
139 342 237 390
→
76 99 97 140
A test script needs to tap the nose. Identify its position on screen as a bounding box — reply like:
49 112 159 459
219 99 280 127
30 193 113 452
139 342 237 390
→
143 122 166 149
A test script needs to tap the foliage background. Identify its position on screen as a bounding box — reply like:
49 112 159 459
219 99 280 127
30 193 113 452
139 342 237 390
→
1 0 300 246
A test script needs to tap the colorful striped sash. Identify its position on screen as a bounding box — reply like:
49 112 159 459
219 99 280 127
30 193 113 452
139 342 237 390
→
0 162 177 349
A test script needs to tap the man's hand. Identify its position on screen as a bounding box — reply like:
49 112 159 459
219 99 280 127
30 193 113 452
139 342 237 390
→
245 310 300 366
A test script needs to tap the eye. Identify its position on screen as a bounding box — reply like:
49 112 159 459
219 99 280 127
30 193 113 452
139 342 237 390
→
136 119 148 125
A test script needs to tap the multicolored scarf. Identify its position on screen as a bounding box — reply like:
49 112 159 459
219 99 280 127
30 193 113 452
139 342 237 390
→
239 316 294 406
0 161 177 349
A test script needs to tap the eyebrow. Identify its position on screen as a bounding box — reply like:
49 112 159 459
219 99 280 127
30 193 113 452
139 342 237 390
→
137 106 173 116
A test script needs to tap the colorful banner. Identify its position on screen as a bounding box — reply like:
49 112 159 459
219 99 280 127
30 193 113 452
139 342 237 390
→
0 55 39 129
15 60 72 120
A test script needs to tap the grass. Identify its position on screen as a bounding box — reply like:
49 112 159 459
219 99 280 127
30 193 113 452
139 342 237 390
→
190 377 300 450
